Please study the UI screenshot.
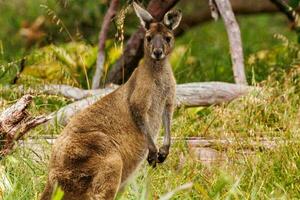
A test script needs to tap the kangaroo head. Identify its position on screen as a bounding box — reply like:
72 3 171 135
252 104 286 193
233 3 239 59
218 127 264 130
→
133 2 182 61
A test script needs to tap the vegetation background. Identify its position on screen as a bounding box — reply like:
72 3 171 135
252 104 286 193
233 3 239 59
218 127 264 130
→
1 0 300 199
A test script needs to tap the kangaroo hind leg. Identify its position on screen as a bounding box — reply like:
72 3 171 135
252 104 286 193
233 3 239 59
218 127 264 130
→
88 152 123 200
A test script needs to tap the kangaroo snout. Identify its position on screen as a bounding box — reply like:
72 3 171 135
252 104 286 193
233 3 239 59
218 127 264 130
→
152 48 164 60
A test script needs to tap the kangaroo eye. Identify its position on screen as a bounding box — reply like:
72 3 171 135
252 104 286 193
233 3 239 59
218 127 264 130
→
146 36 152 42
165 36 172 43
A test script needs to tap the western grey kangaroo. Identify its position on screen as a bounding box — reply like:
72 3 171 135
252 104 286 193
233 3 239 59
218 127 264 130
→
40 2 181 200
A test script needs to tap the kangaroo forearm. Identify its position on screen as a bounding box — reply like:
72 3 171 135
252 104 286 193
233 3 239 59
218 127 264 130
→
130 105 157 150
162 103 174 147
163 112 171 147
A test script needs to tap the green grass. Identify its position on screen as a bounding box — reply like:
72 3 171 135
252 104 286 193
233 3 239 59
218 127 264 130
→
173 14 297 84
2 67 300 199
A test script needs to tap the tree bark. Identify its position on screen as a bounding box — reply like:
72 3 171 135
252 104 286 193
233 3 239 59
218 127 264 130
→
107 0 278 85
92 0 119 89
214 0 247 85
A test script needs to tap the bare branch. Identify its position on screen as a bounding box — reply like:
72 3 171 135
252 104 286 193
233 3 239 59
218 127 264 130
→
92 0 119 89
3 84 118 101
214 0 247 85
269 0 295 22
0 95 52 156
45 82 251 126
269 0 300 42
48 88 115 125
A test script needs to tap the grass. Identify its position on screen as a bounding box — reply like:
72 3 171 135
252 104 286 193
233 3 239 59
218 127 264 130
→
1 7 300 200
172 14 297 84
2 67 300 199
117 65 300 199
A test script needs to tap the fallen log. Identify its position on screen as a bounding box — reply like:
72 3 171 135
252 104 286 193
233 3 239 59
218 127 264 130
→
47 82 251 125
1 82 252 126
48 88 114 125
0 95 51 156
186 136 298 165
0 82 252 155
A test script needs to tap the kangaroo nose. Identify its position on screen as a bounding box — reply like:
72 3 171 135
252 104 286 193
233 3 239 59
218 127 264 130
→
153 49 163 58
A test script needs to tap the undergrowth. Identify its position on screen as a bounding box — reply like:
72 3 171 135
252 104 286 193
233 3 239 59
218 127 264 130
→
1 41 300 199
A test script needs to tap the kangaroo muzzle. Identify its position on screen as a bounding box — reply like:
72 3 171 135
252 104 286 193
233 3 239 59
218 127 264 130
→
152 48 165 60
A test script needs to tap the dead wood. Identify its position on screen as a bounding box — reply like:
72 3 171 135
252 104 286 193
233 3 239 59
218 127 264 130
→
214 0 247 85
0 95 51 156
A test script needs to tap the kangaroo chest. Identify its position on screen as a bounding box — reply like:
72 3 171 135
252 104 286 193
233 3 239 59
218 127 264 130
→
148 77 173 135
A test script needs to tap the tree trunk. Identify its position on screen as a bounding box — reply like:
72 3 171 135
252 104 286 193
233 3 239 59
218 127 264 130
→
214 0 247 85
92 0 119 89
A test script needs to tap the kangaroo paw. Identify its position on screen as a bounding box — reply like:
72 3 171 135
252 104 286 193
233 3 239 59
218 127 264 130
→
157 146 169 163
147 149 158 168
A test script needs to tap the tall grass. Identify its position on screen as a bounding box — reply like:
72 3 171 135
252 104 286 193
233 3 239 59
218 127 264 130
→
1 52 300 199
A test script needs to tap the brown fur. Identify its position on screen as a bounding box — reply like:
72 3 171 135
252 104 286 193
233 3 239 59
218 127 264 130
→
40 3 181 200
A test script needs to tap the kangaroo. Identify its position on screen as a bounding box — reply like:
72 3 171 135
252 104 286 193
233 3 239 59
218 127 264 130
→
40 2 182 200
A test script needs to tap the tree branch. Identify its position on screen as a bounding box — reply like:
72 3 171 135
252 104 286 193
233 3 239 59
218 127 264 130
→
92 0 119 89
0 95 51 156
214 0 247 85
269 0 295 22
177 0 278 36
269 0 300 42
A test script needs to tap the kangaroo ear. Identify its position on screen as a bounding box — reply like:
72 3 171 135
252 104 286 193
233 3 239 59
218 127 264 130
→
133 2 153 29
163 9 182 30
